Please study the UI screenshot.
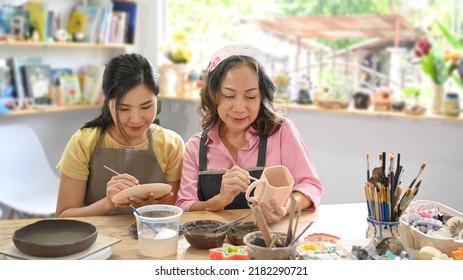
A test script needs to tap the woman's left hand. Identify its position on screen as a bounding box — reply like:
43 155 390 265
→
258 199 289 224
118 191 176 208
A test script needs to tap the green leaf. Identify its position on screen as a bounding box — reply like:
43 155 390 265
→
435 20 463 49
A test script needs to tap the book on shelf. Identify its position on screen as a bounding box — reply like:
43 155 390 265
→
0 59 14 98
112 1 137 44
21 64 52 104
74 5 101 43
59 74 82 105
46 9 56 42
82 64 104 105
85 0 113 44
8 56 43 100
0 5 31 41
25 1 48 42
67 11 87 35
112 11 127 44
50 68 73 87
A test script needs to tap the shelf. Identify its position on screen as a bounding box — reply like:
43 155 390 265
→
0 104 100 118
158 95 463 124
0 41 133 49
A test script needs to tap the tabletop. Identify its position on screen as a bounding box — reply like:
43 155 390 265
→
0 203 367 260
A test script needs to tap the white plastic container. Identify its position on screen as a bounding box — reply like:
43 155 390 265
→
134 205 183 258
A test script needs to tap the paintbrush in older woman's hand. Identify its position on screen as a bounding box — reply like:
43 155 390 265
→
222 168 259 181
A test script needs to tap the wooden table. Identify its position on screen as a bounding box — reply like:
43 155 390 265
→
0 203 367 260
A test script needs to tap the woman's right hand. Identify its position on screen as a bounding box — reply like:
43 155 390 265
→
106 173 139 209
207 166 250 211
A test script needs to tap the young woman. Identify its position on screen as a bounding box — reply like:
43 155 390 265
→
56 53 185 217
176 45 323 224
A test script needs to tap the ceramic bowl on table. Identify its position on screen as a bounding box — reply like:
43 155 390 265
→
227 221 259 246
243 230 298 260
182 220 228 249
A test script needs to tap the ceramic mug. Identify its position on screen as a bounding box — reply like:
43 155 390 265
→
245 165 294 207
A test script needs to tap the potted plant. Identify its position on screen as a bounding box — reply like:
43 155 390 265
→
274 73 291 101
402 86 426 115
414 22 459 114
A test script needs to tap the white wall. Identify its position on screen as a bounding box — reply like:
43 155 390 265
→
157 98 463 212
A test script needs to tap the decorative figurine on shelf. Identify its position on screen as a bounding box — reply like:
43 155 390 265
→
402 86 426 115
372 87 393 111
274 73 291 101
353 88 371 110
441 92 460 117
53 29 68 42
296 75 312 105
73 32 85 42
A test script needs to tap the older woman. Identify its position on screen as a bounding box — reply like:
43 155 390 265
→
176 45 323 223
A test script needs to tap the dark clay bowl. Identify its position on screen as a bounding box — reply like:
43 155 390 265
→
13 219 98 257
182 220 227 249
227 221 259 245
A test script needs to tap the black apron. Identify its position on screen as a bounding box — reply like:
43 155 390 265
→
86 126 167 215
197 130 267 209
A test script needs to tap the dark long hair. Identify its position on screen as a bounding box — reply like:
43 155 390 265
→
198 55 286 136
82 53 160 129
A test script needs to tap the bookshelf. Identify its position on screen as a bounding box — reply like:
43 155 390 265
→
0 40 131 48
0 104 100 118
1 0 140 110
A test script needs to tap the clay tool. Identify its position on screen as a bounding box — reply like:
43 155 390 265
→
104 165 140 186
292 205 302 242
251 205 272 247
130 204 159 235
222 168 259 181
285 194 296 246
268 233 280 248
103 165 120 176
289 221 314 246
210 212 253 233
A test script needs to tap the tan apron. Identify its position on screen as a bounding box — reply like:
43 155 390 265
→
86 126 167 215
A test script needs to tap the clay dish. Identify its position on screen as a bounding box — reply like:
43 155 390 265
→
112 183 171 204
13 219 98 257
182 220 227 249
227 221 259 245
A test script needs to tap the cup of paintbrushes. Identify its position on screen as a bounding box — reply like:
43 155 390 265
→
366 217 400 240
364 181 400 240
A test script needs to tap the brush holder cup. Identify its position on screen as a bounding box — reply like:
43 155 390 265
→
366 217 400 240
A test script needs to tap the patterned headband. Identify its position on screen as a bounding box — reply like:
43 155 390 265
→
207 44 267 72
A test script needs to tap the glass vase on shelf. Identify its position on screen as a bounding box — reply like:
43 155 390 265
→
158 64 176 96
432 84 444 115
171 63 189 97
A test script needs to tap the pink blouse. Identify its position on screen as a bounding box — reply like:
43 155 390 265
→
176 119 323 212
